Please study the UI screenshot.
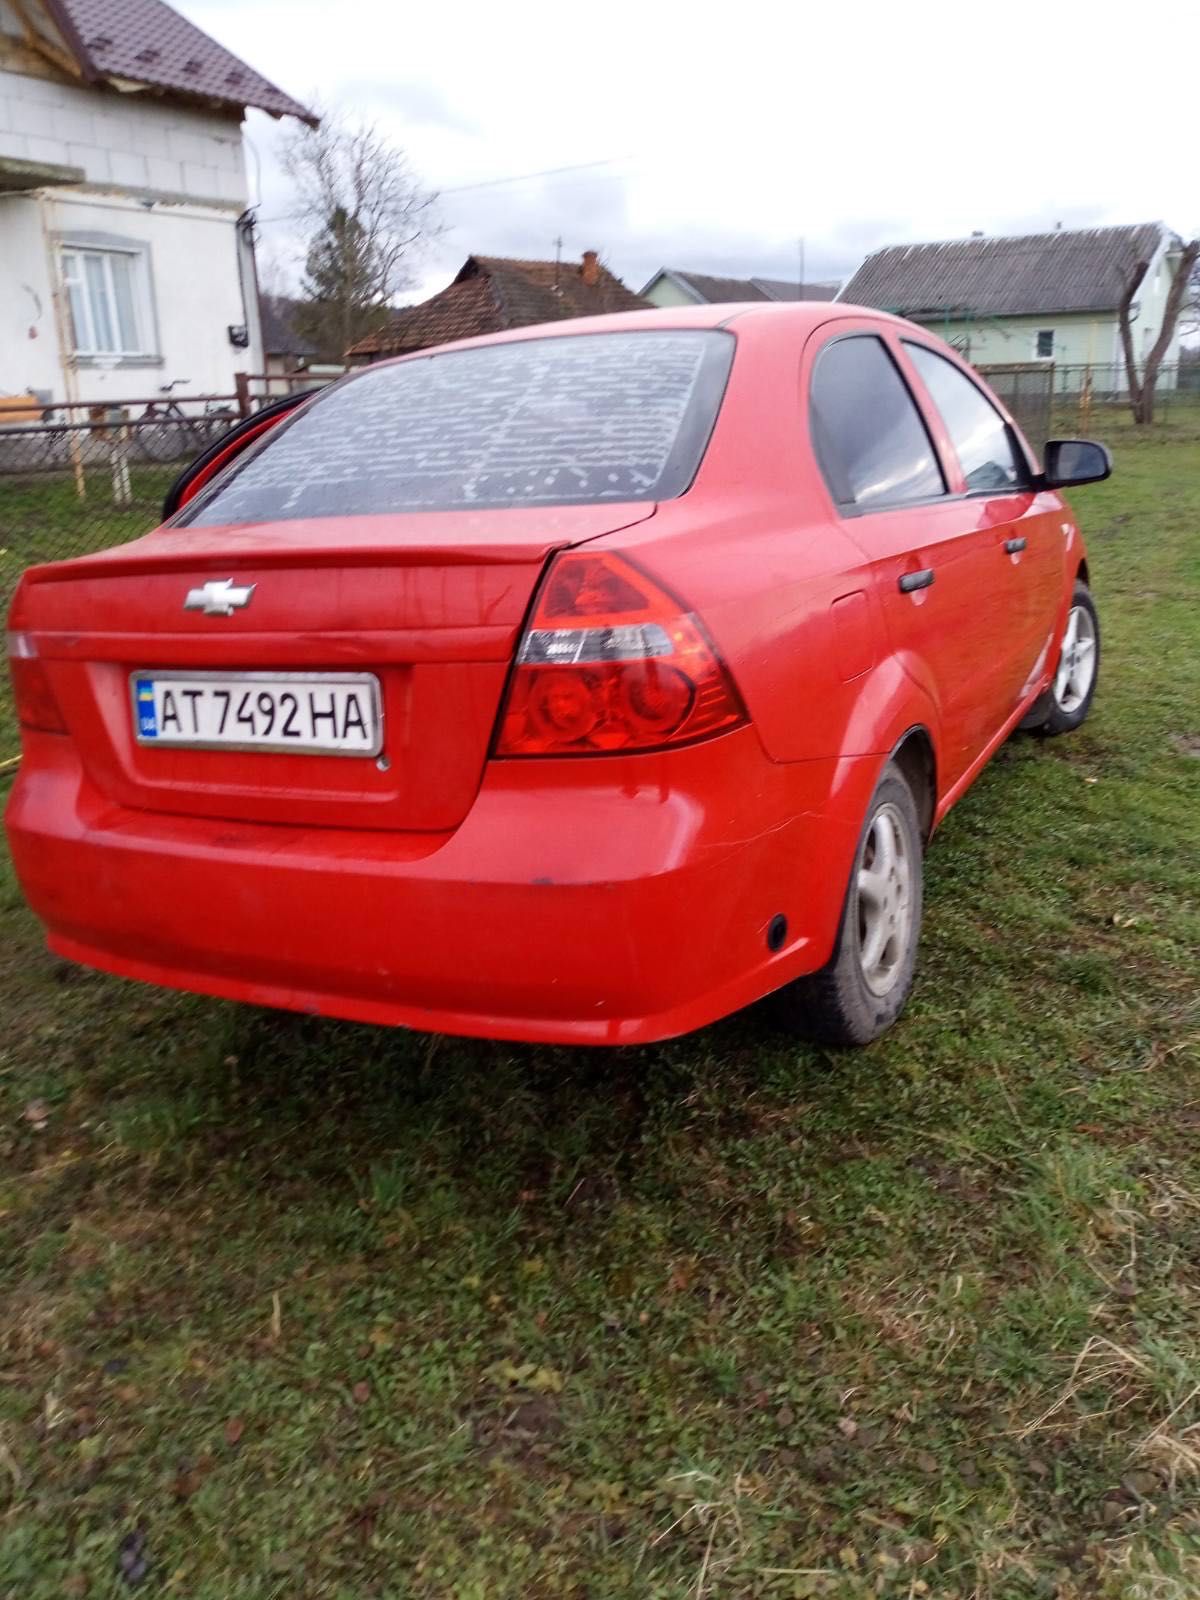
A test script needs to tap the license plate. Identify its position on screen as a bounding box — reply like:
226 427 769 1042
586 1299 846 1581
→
130 671 382 756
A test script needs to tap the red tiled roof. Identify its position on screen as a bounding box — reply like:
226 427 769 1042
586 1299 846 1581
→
347 276 505 358
348 253 649 358
41 0 315 123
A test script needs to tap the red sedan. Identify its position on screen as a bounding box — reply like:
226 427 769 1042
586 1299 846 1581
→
5 304 1109 1046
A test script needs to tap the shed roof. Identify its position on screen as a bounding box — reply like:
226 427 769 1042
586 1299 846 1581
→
840 223 1169 318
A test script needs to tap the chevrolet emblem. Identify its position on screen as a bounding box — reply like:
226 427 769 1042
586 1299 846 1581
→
183 578 256 616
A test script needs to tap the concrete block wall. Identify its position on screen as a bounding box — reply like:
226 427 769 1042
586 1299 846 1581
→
0 62 248 206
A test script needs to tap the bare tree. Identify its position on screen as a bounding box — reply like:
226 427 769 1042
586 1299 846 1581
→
1118 236 1200 424
281 108 439 360
254 249 292 301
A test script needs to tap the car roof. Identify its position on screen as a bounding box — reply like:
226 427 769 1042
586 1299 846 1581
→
363 300 909 368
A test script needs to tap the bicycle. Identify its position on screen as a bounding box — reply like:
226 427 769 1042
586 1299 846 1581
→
135 381 237 463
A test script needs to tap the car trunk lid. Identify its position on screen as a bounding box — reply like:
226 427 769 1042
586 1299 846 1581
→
18 504 656 831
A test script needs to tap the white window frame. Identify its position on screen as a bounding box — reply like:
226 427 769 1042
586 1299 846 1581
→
1034 328 1055 361
59 243 156 360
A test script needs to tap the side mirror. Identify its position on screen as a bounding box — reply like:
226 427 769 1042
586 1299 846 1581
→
1042 438 1112 490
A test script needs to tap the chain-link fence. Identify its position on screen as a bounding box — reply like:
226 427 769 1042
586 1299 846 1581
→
975 363 1054 454
1045 362 1200 440
977 361 1200 453
0 377 330 606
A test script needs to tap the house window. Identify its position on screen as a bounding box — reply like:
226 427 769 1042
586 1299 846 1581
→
60 246 152 358
1035 329 1055 360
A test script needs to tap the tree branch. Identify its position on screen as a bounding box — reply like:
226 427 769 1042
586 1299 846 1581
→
1138 238 1200 423
1117 258 1147 418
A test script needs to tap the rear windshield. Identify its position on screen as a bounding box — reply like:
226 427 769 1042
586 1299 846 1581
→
180 330 734 525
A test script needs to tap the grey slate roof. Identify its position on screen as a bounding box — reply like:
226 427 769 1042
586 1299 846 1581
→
749 276 839 302
841 223 1168 319
41 0 315 123
259 295 319 359
647 268 838 303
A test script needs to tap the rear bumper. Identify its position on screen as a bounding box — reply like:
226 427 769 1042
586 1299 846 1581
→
6 729 878 1045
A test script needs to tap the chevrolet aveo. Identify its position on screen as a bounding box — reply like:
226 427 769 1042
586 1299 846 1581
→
5 304 1110 1047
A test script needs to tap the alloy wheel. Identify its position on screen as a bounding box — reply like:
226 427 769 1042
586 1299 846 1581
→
1053 604 1097 714
855 802 914 998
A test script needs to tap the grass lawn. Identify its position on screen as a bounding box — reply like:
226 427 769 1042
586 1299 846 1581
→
1 467 177 767
1 421 1199 1597
0 465 176 588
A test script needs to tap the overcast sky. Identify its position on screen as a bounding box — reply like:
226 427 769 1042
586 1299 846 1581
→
184 0 1195 304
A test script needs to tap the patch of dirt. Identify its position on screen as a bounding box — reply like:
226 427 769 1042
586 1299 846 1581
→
1169 732 1200 759
468 1393 564 1473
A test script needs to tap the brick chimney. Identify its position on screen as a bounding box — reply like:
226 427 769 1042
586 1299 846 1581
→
581 249 600 287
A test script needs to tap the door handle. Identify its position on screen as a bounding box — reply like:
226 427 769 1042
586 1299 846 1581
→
898 568 935 593
1005 536 1027 554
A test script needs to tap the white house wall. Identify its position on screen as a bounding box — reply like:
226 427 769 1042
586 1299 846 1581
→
3 190 257 403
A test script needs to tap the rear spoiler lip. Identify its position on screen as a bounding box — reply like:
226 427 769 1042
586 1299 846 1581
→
16 506 661 587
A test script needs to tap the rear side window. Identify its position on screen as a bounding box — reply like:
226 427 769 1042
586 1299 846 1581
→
904 342 1025 493
810 334 945 511
179 330 734 525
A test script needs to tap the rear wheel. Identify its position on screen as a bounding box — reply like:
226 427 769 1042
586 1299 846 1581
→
776 764 923 1046
137 419 184 463
1021 580 1099 737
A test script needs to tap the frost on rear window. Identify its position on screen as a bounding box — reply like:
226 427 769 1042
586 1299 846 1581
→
182 330 734 525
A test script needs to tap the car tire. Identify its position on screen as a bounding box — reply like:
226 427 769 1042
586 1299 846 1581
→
776 763 924 1047
1020 580 1100 737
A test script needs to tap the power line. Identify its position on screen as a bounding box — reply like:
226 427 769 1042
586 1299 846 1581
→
255 157 629 223
439 157 625 195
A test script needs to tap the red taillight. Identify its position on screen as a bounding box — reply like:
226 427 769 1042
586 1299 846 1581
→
495 552 746 757
7 631 66 734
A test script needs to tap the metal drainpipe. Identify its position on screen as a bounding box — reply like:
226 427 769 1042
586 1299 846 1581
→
235 207 265 386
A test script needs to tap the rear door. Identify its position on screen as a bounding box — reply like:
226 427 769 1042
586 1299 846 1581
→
806 327 1008 792
898 339 1061 716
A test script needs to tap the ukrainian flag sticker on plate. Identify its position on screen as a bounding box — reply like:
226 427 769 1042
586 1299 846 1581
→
135 678 157 738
